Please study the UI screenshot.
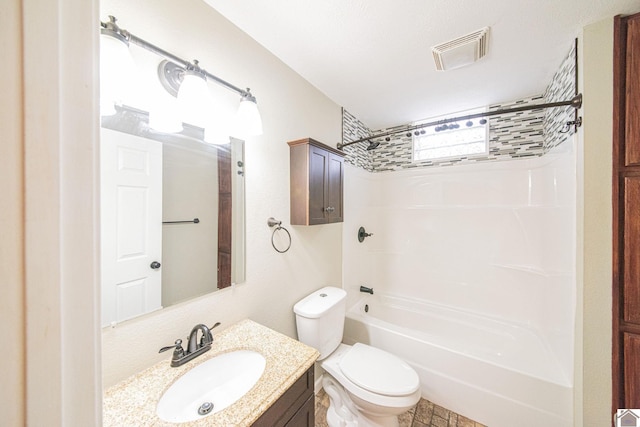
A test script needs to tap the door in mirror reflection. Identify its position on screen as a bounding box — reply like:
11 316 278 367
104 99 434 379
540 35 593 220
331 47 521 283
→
100 129 163 326
100 119 245 328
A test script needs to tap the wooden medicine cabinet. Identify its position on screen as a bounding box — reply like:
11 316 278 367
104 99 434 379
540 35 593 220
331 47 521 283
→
288 138 345 225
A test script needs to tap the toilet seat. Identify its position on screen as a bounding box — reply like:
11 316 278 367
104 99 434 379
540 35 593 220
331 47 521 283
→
321 344 421 410
339 343 420 396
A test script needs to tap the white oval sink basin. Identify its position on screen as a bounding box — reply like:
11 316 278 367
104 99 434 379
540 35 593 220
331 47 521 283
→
156 350 266 423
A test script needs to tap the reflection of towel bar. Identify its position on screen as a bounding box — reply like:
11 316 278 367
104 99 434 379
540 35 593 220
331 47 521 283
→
162 218 200 224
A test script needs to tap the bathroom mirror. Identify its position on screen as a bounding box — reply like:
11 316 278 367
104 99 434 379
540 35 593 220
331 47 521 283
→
100 106 245 327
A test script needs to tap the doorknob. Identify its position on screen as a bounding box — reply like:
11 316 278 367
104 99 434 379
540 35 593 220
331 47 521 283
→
150 261 161 269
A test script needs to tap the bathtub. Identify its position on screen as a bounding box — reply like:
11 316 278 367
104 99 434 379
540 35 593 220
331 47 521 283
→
342 293 573 427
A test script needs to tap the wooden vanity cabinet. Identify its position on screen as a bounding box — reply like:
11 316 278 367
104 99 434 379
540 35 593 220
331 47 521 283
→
288 138 345 225
252 366 315 427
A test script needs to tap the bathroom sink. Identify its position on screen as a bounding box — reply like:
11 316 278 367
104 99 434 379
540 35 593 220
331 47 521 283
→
156 350 266 423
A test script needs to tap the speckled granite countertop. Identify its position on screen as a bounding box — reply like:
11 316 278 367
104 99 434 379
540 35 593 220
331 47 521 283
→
103 319 319 426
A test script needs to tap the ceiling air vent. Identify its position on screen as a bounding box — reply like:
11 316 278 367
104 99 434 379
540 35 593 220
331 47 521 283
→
431 27 490 71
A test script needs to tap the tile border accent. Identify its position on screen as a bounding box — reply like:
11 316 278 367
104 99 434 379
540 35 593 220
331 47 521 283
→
342 43 576 172
342 108 374 171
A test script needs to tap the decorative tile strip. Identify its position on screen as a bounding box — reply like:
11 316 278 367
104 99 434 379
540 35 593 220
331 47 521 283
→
341 44 576 172
543 43 577 152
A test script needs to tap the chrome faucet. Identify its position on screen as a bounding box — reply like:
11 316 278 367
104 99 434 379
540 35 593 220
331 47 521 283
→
360 285 374 294
160 322 221 367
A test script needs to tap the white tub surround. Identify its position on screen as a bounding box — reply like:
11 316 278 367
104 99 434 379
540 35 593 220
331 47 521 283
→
344 293 572 427
342 145 576 427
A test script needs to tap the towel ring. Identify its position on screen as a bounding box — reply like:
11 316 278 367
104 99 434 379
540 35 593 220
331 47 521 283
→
267 217 292 253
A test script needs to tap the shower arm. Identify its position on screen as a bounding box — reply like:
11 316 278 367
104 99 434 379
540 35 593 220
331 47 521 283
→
337 93 583 150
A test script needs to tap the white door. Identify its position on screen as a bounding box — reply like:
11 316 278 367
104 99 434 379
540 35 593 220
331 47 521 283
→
101 128 163 327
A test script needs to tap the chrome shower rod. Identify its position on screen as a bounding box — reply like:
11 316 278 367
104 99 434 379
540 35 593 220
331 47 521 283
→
101 16 251 99
337 93 583 150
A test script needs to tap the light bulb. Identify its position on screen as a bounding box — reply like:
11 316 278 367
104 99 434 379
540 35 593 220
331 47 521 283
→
100 33 136 116
177 71 213 128
204 101 233 145
204 127 230 145
234 95 263 137
149 94 183 133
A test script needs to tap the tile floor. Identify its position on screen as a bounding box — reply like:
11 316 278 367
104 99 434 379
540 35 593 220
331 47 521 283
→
314 389 487 427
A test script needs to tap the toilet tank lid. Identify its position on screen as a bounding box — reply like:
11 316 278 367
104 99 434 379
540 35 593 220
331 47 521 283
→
294 287 346 318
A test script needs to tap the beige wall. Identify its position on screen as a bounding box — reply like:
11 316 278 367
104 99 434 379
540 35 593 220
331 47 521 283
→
577 17 614 427
100 0 343 388
0 0 25 425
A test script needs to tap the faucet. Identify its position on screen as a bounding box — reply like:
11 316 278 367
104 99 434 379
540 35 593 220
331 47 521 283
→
160 322 221 367
188 324 213 353
360 285 374 294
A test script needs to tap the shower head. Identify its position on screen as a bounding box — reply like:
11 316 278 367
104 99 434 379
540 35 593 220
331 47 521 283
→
366 140 380 151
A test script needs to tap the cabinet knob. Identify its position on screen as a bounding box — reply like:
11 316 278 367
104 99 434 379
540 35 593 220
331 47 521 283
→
325 207 335 213
150 261 161 269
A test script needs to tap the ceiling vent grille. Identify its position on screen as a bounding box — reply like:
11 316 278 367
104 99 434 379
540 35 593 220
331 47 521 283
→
431 27 490 71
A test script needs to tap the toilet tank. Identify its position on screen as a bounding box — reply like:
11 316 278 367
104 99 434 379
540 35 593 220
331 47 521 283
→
294 286 346 360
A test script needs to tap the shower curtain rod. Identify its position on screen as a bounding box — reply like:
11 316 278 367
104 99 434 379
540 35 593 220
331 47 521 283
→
337 93 583 150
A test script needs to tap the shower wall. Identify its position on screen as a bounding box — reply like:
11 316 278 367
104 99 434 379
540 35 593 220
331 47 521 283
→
342 44 578 381
343 144 576 380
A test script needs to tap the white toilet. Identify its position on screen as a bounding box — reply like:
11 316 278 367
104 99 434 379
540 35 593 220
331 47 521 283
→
294 287 421 427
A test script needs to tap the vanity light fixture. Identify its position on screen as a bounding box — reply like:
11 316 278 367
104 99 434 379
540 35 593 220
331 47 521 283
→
99 15 264 137
176 60 214 129
148 95 183 133
100 16 136 116
204 122 231 145
236 90 263 137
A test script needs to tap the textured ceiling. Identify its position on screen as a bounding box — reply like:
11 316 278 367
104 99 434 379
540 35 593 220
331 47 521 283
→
204 0 639 129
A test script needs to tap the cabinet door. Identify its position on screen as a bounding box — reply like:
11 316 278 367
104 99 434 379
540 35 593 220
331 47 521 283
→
252 367 314 426
285 394 315 427
625 16 640 166
624 176 640 324
624 333 640 407
327 152 344 223
288 138 345 226
309 145 329 225
614 12 640 412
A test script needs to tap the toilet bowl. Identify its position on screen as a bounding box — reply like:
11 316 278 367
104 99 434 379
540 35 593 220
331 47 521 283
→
322 343 421 426
294 287 421 427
